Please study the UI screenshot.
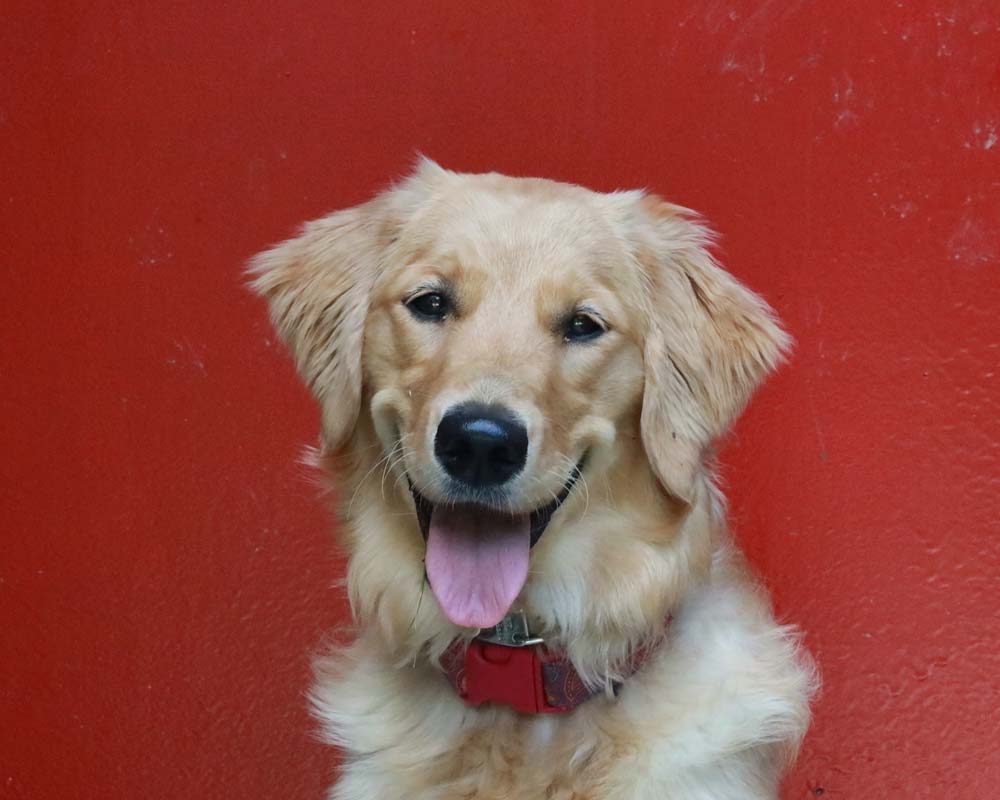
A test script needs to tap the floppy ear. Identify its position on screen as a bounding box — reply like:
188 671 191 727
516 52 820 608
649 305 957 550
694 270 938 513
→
635 196 791 504
248 199 389 450
248 158 450 450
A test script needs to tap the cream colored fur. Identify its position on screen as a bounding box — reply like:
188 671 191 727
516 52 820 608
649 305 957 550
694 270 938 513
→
250 160 815 799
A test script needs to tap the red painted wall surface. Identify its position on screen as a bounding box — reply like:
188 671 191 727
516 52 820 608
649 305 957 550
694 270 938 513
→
3 2 998 798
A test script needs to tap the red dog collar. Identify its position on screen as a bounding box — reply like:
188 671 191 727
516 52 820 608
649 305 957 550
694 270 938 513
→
440 612 664 714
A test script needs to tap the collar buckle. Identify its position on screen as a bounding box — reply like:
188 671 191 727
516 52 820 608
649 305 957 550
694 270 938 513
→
475 610 544 648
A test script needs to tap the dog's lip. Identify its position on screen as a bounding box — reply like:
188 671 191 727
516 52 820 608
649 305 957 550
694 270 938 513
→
409 460 585 548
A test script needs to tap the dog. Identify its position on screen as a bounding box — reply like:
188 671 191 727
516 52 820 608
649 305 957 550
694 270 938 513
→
250 159 815 799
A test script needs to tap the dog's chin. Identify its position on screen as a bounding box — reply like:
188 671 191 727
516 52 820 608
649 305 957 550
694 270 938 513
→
408 463 583 630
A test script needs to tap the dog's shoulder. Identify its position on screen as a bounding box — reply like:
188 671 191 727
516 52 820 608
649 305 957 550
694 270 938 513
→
603 544 816 795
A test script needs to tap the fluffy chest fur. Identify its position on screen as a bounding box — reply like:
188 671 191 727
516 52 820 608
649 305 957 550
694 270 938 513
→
312 544 812 800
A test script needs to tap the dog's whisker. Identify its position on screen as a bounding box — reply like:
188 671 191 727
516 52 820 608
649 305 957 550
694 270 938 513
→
576 469 591 522
380 438 413 502
405 574 428 635
602 474 617 511
346 444 398 518
377 442 407 504
378 448 398 491
384 448 409 481
390 468 413 498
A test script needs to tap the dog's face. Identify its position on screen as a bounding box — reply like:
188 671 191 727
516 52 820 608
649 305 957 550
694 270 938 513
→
362 175 649 626
367 177 643 511
252 161 789 633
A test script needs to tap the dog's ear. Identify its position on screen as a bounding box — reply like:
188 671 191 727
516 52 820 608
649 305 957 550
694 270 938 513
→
631 196 791 504
248 159 450 450
248 202 385 450
248 198 391 450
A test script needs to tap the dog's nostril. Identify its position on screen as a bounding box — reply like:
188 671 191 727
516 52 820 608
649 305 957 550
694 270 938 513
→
434 403 528 488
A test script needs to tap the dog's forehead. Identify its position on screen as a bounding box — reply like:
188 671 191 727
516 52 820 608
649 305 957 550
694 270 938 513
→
402 177 628 279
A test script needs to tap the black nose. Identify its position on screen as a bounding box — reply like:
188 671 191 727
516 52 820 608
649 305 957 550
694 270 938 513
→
434 403 528 488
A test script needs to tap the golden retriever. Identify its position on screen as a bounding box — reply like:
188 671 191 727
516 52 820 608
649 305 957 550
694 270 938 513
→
250 159 814 799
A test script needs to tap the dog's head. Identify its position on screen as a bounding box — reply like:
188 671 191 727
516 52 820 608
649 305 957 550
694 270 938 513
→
251 160 789 638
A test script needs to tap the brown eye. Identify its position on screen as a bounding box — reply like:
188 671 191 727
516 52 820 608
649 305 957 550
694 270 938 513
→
405 291 450 321
564 313 605 342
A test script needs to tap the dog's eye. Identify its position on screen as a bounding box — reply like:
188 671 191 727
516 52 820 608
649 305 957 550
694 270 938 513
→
405 291 451 321
564 313 605 342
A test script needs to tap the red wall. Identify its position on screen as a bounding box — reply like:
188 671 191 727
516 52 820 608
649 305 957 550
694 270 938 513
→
3 3 998 798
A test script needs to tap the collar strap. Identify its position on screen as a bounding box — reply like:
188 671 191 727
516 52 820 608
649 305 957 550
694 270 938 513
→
440 613 666 715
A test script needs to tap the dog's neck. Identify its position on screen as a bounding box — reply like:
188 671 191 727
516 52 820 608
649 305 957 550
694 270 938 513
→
326 417 716 686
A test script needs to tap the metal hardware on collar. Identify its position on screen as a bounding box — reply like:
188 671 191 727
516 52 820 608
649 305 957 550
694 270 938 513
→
475 610 544 647
441 615 673 715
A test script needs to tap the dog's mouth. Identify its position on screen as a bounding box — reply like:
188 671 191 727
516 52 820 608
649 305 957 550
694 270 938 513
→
409 463 583 629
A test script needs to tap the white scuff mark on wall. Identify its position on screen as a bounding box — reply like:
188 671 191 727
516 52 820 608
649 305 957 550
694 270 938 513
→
720 48 766 80
131 208 175 268
963 121 998 150
947 214 998 267
835 109 859 129
831 71 867 130
806 393 828 463
889 200 918 220
720 48 776 103
931 10 957 27
831 73 853 104
167 339 208 375
714 1 813 102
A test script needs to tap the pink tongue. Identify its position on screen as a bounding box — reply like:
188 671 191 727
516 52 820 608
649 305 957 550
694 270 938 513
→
425 505 531 628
